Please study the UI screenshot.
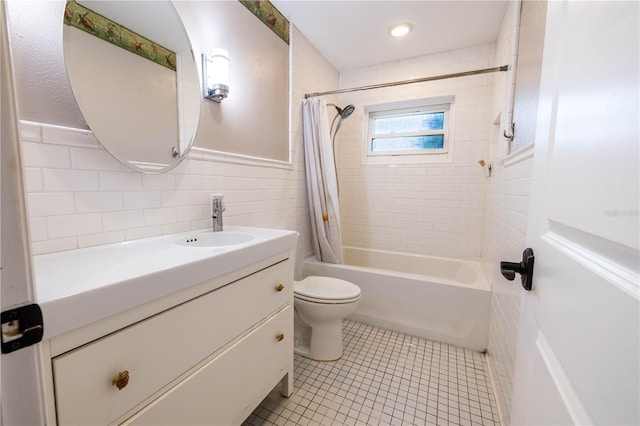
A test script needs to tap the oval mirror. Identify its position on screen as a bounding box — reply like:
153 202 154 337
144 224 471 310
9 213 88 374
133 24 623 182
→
62 0 201 173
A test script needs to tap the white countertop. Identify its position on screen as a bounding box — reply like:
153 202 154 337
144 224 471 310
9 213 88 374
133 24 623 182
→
33 226 298 340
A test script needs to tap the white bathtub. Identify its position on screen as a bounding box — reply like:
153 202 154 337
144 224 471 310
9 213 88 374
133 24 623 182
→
303 246 491 351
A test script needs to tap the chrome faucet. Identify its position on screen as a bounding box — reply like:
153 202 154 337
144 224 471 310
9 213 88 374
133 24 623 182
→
211 194 225 232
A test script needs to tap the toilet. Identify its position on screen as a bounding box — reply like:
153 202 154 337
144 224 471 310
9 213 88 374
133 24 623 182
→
293 276 361 361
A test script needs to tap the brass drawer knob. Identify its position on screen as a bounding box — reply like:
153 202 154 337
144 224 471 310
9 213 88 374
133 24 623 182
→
112 371 130 390
275 283 285 292
276 333 285 342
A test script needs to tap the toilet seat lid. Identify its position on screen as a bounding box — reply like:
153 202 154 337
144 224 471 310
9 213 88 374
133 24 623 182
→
294 276 361 300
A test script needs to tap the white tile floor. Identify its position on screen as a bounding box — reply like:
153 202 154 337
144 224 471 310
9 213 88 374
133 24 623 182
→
243 321 500 426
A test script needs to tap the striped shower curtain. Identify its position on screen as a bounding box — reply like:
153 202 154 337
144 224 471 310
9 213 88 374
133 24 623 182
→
302 98 343 264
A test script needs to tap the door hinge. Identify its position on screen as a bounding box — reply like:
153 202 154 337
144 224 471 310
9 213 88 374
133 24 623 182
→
1 304 44 354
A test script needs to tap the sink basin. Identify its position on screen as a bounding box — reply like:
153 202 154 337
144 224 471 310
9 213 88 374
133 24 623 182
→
174 232 256 247
34 225 299 340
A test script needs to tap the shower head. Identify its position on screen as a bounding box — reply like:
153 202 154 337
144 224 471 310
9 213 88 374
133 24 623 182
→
336 104 355 120
340 104 355 119
329 103 356 141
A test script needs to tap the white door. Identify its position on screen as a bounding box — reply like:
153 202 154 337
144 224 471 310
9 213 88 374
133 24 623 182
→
510 1 639 425
1 2 46 424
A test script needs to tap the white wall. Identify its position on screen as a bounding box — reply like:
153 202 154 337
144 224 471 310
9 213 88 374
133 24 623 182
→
483 2 534 424
335 44 496 259
7 1 291 162
510 0 547 152
482 149 532 426
5 1 84 129
175 1 290 161
18 26 339 280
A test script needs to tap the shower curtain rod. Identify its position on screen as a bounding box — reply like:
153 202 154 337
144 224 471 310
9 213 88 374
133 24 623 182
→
304 65 509 99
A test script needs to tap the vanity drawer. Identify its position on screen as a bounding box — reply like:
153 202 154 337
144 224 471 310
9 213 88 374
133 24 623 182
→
123 306 293 426
53 259 291 426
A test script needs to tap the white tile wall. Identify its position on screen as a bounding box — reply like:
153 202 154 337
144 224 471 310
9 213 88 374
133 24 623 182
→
21 123 304 255
335 44 496 259
482 151 533 426
18 27 340 281
483 2 531 425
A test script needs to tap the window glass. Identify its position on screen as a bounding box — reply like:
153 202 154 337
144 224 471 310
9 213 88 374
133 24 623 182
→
363 98 454 165
371 135 445 152
373 112 445 134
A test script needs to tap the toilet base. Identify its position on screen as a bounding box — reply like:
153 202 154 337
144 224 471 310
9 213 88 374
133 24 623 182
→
293 328 343 362
295 349 342 362
294 308 345 361
307 321 344 361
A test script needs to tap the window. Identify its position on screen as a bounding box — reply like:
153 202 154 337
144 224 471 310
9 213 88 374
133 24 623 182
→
363 97 454 165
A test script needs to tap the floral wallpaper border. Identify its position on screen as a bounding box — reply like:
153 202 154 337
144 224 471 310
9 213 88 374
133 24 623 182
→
239 0 290 45
64 0 177 72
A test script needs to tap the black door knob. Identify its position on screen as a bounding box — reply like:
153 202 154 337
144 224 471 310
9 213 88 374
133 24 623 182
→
500 248 534 291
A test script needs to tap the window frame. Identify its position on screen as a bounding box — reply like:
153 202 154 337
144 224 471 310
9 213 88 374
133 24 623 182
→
362 96 455 165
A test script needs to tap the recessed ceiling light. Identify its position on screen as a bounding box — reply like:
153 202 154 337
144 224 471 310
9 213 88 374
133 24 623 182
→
389 23 413 38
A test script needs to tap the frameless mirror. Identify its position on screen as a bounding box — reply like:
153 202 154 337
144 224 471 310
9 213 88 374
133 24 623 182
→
62 0 201 173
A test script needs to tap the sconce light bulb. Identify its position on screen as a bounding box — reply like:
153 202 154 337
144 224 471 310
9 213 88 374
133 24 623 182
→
203 49 230 103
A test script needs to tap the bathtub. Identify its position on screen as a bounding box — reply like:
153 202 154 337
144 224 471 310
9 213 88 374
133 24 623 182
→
303 246 491 351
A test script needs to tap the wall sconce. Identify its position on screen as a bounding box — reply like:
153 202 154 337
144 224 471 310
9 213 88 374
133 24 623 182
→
202 49 229 103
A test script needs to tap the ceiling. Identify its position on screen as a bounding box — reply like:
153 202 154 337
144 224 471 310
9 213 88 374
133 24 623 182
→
271 1 509 71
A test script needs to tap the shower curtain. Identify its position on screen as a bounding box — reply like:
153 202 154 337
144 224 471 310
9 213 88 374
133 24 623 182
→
302 98 343 264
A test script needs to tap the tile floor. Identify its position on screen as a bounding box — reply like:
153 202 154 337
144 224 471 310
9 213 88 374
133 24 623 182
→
243 320 500 426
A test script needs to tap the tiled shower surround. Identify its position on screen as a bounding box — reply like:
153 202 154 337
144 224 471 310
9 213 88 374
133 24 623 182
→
335 44 496 260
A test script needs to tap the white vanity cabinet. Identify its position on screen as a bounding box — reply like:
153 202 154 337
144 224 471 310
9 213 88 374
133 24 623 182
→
44 253 295 426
